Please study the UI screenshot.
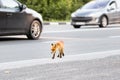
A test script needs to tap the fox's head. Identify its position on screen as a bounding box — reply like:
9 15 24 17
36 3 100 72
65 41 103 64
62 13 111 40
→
51 43 57 54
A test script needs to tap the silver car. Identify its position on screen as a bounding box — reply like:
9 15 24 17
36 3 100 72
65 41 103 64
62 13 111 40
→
71 0 120 28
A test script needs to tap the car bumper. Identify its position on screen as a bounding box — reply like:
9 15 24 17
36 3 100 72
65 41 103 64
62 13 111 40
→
71 17 100 25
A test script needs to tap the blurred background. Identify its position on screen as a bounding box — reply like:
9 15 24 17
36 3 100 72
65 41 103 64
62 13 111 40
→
18 0 90 21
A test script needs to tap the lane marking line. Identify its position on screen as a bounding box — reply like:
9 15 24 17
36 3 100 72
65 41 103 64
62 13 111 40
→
0 50 120 70
109 36 120 38
43 28 120 33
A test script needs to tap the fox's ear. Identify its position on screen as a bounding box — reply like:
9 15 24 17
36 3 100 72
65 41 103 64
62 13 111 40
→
51 43 53 46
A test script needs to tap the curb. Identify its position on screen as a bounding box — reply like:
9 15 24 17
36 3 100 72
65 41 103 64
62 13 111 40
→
43 22 70 25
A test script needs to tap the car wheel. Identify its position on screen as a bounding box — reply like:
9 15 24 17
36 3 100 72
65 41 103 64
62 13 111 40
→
99 16 108 28
73 25 81 28
27 20 42 40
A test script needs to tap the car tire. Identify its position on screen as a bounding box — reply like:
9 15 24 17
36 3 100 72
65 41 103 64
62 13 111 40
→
99 16 108 28
73 25 81 28
27 20 42 40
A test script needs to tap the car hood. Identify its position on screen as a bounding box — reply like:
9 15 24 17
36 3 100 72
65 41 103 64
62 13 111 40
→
73 9 103 17
25 8 43 23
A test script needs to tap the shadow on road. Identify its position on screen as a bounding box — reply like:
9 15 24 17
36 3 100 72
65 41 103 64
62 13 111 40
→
0 37 28 41
0 36 55 46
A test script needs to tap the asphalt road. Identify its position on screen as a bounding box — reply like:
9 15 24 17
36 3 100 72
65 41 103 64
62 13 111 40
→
0 24 120 80
0 24 120 63
0 55 120 80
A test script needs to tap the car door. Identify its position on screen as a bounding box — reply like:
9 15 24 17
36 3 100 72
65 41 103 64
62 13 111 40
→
107 1 118 24
1 0 26 33
0 9 6 33
116 0 120 23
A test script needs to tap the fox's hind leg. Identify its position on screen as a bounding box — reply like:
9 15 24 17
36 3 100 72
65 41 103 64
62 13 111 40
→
59 52 63 58
60 53 62 58
61 49 64 56
62 53 64 56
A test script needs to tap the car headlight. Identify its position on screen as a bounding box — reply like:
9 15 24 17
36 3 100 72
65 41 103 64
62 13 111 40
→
71 13 76 17
87 12 101 17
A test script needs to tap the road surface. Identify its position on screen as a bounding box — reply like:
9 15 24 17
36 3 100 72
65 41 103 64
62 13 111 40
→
0 24 120 80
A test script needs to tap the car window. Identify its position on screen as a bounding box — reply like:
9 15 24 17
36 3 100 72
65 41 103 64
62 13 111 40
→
109 2 117 9
81 0 110 9
116 0 120 8
1 0 19 9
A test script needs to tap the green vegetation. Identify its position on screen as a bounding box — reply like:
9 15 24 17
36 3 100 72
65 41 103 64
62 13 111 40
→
18 0 90 21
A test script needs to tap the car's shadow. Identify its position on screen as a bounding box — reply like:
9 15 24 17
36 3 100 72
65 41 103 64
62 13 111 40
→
0 36 28 41
0 36 55 46
0 38 26 41
0 37 30 45
80 25 120 29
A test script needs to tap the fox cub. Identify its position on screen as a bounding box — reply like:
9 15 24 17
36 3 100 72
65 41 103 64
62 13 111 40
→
51 41 64 59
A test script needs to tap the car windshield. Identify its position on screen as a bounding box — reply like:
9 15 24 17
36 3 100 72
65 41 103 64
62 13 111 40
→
81 0 110 9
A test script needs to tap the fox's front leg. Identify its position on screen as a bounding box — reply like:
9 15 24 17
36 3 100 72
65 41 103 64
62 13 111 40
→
52 53 56 59
57 52 60 57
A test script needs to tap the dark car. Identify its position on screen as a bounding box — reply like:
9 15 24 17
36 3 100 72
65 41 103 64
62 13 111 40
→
71 0 120 28
0 0 43 39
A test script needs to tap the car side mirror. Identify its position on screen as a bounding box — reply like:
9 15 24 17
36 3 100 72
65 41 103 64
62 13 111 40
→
107 6 115 12
23 4 27 9
20 4 26 11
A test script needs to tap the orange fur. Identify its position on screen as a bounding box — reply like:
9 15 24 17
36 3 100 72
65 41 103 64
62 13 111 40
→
51 41 64 59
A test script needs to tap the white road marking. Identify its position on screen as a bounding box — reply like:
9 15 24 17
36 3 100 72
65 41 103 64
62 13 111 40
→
42 40 58 43
0 50 120 70
109 36 120 38
43 28 120 33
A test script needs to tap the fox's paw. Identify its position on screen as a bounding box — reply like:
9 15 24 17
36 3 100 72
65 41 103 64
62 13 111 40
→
57 55 59 57
52 57 55 59
60 55 62 58
63 53 64 56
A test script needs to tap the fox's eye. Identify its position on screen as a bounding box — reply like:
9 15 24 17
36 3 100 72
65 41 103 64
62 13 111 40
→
51 43 54 46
